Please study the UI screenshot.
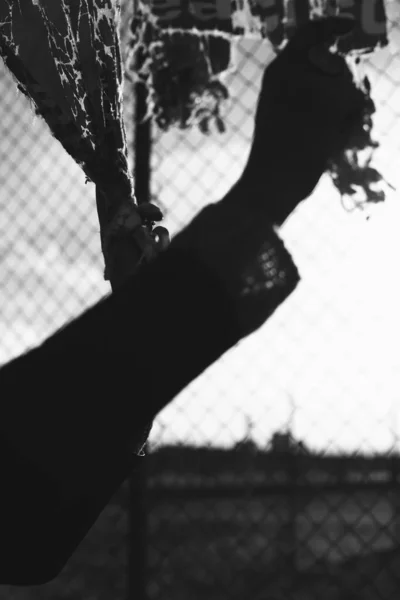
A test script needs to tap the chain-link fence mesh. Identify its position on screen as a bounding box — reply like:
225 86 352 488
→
0 0 400 599
145 1 400 598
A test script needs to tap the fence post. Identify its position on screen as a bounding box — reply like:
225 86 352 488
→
391 453 400 546
126 70 152 599
278 451 298 577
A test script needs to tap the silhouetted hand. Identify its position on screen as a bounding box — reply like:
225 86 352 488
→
240 16 366 225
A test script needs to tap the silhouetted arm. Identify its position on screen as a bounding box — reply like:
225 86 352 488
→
0 179 299 585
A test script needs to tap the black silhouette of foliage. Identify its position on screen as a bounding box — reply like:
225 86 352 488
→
126 10 230 134
327 74 387 211
126 9 388 209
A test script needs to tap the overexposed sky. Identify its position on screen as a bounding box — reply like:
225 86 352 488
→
1 2 400 455
149 8 400 455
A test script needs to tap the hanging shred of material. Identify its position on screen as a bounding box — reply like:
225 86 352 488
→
0 0 134 202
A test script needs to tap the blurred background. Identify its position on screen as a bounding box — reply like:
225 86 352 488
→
1 0 400 598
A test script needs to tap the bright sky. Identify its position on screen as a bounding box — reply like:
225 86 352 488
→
149 9 400 455
0 2 399 456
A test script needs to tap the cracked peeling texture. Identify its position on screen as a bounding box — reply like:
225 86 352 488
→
0 0 133 200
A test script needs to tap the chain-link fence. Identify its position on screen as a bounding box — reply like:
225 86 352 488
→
1 0 400 599
145 1 400 598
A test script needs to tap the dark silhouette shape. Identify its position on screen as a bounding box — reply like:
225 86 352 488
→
0 16 368 584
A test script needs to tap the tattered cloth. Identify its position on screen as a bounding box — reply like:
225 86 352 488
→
0 0 133 201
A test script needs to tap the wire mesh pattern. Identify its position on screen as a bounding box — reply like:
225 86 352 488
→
146 1 400 598
0 0 400 599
